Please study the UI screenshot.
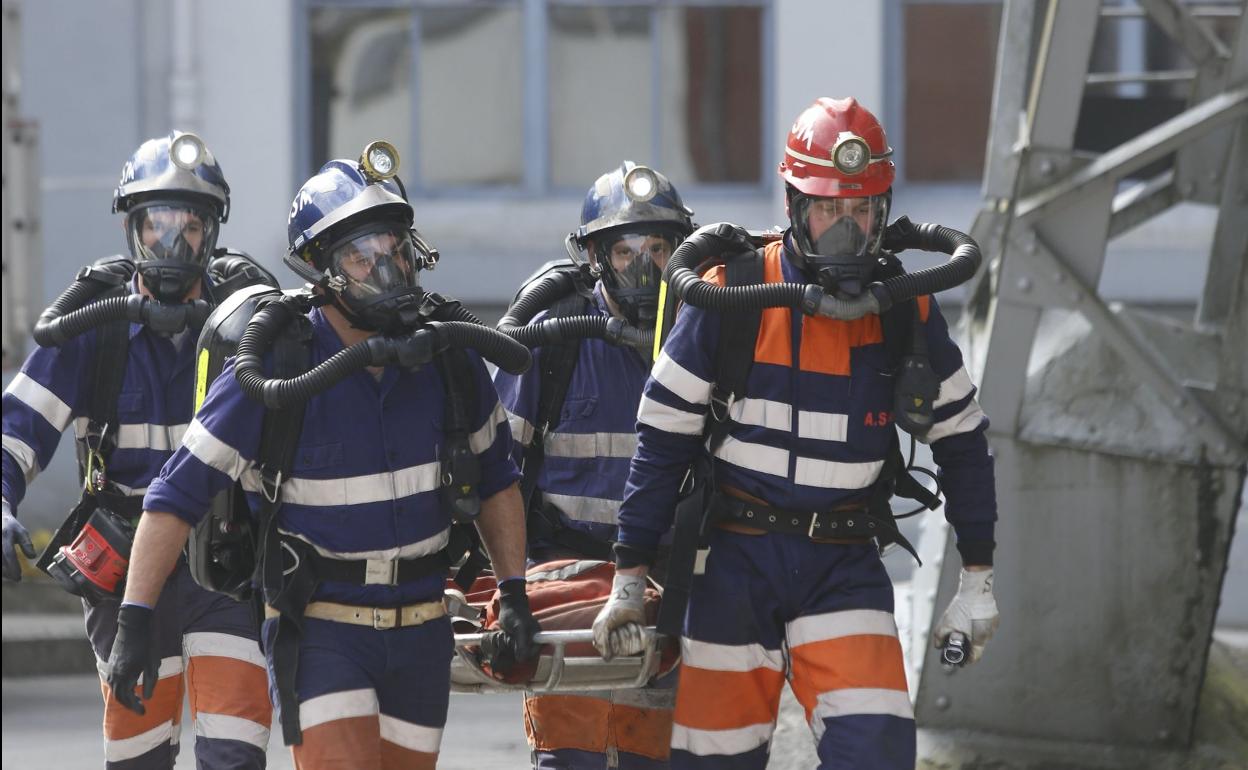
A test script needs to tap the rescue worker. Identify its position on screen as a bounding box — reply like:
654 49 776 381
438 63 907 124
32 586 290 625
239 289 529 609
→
494 162 695 769
1 132 273 768
105 152 541 769
592 97 1000 768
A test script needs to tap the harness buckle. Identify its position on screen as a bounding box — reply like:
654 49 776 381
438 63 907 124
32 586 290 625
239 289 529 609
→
372 607 398 630
364 559 399 586
82 423 110 494
808 512 822 539
261 469 283 504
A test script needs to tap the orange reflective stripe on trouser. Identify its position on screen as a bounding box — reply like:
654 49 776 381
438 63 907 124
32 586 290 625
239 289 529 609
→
184 632 272 753
99 656 185 765
291 688 439 770
671 638 786 756
785 608 913 733
525 690 674 761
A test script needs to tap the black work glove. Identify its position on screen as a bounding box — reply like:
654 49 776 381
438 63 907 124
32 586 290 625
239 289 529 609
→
483 578 542 675
105 604 160 714
2 499 37 582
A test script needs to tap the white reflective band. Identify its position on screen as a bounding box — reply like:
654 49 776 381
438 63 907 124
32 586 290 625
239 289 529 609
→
2 435 40 483
7 373 73 432
104 721 176 762
74 418 189 452
299 688 378 731
193 712 270 750
156 655 184 679
109 481 148 497
278 525 450 563
379 713 443 754
924 401 987 444
793 456 883 490
638 395 704 435
786 609 898 648
730 398 792 433
183 631 266 668
784 145 892 169
652 352 712 405
797 411 848 442
184 418 252 481
469 401 508 454
243 460 440 507
544 492 622 526
527 559 608 583
715 436 789 478
671 721 773 757
933 367 975 409
507 410 535 448
681 638 784 673
809 688 913 740
545 431 637 460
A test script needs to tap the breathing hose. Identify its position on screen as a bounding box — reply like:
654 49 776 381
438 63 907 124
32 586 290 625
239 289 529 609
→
496 266 654 350
234 295 532 410
664 217 982 320
35 292 212 347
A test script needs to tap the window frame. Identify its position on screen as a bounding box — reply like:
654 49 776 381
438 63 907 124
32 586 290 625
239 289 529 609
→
295 0 775 199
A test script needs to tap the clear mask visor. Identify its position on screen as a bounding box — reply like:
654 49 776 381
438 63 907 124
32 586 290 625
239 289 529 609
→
797 195 885 259
597 231 678 291
328 224 419 300
127 205 218 266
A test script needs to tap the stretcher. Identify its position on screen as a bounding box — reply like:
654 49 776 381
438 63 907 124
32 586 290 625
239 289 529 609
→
443 558 678 694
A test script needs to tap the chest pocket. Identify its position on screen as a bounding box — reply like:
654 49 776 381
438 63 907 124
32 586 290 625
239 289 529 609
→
288 441 347 508
847 347 896 455
116 390 147 420
558 396 598 428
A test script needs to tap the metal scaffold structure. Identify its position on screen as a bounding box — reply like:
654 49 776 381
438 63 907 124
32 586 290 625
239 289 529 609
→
907 0 1247 757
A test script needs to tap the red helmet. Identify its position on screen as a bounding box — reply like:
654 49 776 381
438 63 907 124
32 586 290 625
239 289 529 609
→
778 97 894 197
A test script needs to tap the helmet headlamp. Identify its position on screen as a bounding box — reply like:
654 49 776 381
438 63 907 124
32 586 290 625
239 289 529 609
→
169 133 207 170
360 140 400 182
623 165 658 202
832 134 870 176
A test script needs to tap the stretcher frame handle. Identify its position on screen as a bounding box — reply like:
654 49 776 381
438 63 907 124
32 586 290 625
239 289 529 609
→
451 627 661 694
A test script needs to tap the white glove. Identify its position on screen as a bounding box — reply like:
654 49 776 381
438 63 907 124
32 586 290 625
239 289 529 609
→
934 567 999 665
592 573 647 661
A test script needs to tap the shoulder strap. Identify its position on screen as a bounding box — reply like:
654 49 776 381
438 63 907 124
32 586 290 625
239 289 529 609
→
519 287 592 511
77 315 132 493
705 249 765 453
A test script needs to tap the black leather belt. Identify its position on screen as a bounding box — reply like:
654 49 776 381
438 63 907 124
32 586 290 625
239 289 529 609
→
709 493 891 539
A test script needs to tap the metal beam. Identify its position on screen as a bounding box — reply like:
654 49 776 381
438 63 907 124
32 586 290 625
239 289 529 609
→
1017 86 1248 223
1137 0 1229 65
1023 231 1247 464
1107 169 1178 239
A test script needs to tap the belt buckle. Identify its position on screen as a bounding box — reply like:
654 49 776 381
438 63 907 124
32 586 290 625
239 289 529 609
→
372 607 397 630
365 559 398 586
808 512 821 539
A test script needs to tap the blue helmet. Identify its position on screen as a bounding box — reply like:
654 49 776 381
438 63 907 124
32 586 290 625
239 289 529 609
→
570 162 694 327
112 132 230 303
285 147 439 333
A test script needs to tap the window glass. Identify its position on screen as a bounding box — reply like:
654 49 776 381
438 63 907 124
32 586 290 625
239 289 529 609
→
656 6 763 184
310 8 412 174
419 6 524 186
548 6 654 188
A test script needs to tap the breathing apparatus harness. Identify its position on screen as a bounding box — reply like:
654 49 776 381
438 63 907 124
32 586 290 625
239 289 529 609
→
184 281 531 745
34 251 276 604
650 218 976 636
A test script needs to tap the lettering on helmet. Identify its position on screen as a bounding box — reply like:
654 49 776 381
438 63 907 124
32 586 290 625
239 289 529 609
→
791 112 819 151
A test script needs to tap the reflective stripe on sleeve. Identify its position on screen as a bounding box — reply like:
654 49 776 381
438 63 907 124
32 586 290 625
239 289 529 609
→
924 400 987 443
7 373 74 432
651 352 712 405
2 435 40 483
507 410 535 448
183 418 252 481
637 395 704 435
933 367 975 409
469 401 509 454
